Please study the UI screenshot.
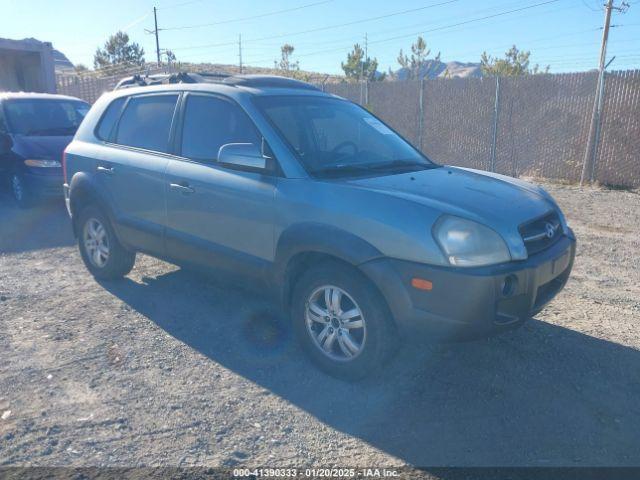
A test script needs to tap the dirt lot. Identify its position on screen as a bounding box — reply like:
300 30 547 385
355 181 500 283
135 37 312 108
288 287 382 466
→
0 182 639 469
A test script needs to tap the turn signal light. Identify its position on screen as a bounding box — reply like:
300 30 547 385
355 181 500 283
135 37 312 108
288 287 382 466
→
411 278 433 291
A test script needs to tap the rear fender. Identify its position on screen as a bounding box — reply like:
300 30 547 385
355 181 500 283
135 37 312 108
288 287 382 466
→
68 172 119 239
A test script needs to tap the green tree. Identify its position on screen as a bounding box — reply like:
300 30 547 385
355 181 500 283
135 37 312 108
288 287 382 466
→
164 49 177 64
397 36 441 80
93 31 145 70
74 63 88 73
480 46 549 76
275 44 299 72
341 43 382 81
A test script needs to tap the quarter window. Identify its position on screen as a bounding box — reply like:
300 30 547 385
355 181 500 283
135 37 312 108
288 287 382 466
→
96 97 125 141
180 95 260 162
115 95 178 153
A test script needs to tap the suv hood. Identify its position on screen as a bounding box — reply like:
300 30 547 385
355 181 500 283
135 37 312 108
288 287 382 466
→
346 166 557 258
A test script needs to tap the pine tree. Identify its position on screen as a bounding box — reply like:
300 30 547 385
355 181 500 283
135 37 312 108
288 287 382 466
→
397 36 441 80
341 44 382 81
480 46 549 76
93 31 145 71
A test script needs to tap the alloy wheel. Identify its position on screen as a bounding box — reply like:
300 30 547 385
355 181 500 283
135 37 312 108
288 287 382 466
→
83 218 110 268
305 285 367 361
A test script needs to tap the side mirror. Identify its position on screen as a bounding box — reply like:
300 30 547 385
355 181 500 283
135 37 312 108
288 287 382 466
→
0 133 13 155
217 143 268 171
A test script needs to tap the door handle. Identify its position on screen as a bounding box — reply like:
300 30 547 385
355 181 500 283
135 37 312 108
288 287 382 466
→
169 183 195 194
97 165 114 175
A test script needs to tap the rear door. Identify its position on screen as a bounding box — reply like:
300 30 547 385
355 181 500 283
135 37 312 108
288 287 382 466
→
102 93 179 254
164 93 276 279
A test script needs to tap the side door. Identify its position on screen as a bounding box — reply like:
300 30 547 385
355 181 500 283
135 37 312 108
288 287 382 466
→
99 93 180 255
164 92 277 280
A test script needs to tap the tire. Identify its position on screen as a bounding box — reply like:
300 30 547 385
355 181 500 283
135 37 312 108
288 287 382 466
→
77 205 136 280
291 261 398 380
11 172 33 209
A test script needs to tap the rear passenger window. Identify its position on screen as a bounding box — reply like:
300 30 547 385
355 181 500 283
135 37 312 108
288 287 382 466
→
180 95 260 162
116 95 178 153
96 97 125 141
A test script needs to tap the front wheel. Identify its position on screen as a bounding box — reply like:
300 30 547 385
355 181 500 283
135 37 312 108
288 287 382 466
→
291 262 398 380
11 173 32 208
77 206 136 280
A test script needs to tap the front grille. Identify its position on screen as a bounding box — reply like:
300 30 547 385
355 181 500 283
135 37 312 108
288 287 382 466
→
519 211 562 256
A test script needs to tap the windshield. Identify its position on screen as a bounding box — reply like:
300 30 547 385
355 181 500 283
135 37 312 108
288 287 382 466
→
254 95 436 177
3 99 90 136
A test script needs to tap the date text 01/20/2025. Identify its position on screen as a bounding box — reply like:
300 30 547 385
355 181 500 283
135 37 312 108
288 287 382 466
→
233 468 400 477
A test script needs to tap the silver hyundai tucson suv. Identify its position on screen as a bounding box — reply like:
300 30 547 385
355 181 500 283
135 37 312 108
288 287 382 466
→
63 74 576 379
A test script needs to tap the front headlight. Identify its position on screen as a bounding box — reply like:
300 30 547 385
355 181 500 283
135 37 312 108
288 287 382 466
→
433 215 510 267
24 159 61 168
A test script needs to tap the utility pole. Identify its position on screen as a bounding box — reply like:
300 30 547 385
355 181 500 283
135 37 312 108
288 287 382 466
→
153 7 161 66
145 7 162 66
580 0 629 185
238 34 243 74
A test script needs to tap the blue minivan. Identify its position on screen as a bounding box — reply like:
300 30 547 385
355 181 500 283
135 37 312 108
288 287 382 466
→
0 93 89 207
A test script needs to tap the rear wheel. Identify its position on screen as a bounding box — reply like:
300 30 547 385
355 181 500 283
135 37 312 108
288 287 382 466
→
291 262 397 380
77 206 135 280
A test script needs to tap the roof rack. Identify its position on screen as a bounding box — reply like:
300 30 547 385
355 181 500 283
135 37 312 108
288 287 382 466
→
113 72 319 91
113 72 213 90
222 75 319 91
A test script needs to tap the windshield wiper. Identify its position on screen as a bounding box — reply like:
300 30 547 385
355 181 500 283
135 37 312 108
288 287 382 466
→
312 159 438 178
367 159 435 171
311 163 374 177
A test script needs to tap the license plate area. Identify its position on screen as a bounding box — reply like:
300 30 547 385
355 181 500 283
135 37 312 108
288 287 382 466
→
538 248 571 285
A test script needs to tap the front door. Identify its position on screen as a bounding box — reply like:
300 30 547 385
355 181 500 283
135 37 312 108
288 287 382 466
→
164 93 276 279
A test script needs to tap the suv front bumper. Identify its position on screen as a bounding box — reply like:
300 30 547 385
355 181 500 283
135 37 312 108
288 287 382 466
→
360 230 576 339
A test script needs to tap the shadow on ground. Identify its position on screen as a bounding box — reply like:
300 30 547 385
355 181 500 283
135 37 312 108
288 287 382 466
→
101 268 640 468
0 195 73 254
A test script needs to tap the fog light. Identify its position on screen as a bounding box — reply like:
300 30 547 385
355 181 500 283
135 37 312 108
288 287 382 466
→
501 275 517 297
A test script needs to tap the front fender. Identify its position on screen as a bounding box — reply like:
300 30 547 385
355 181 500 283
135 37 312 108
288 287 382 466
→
272 222 385 296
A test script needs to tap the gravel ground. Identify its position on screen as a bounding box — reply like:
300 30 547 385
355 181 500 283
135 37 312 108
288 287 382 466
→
0 182 639 469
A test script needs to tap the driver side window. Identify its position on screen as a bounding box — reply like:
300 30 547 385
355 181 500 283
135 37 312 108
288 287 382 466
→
180 94 261 163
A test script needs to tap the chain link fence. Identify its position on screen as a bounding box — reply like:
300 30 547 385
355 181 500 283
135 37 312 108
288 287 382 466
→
323 70 639 188
58 69 640 188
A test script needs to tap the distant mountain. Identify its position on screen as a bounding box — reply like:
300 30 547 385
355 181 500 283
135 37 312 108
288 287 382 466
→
394 59 482 79
15 38 75 72
52 48 75 72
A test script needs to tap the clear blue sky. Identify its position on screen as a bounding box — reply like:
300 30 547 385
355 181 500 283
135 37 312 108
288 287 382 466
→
3 0 639 74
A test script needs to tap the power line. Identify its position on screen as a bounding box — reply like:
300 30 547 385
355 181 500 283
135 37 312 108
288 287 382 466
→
241 0 564 65
367 0 562 47
169 0 461 51
157 0 206 10
161 0 333 31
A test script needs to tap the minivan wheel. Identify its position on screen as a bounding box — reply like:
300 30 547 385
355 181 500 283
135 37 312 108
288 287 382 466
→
292 262 397 380
77 206 136 280
11 173 32 208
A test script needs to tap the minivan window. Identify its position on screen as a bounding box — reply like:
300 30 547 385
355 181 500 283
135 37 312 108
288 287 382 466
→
115 95 178 153
180 94 261 162
96 97 126 141
255 96 435 177
3 99 90 136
